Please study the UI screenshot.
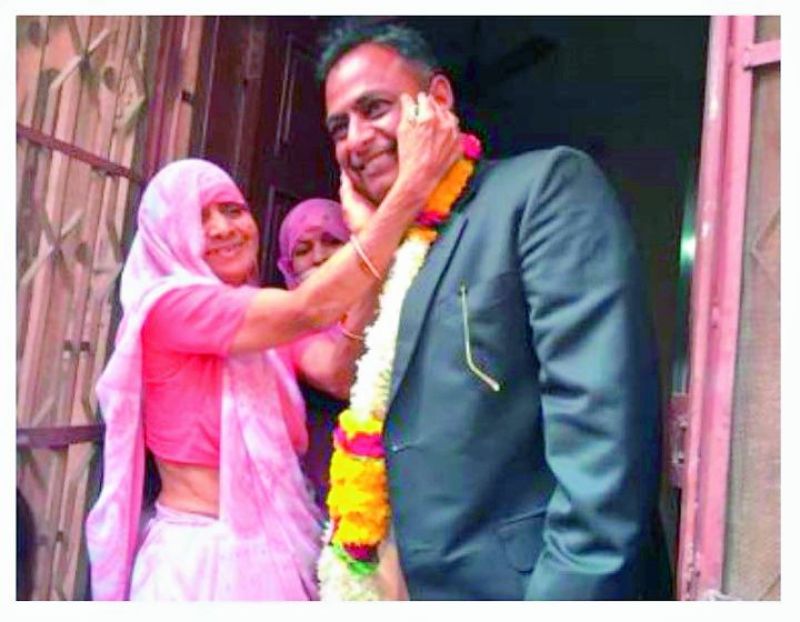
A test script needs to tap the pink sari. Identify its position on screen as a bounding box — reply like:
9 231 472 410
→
84 159 321 600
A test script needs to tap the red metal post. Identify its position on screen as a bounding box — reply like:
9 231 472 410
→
16 123 144 184
676 16 729 598
742 39 781 69
676 15 758 600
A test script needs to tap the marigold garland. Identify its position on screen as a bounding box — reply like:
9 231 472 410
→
318 135 481 600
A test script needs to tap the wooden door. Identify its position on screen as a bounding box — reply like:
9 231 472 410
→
196 16 337 286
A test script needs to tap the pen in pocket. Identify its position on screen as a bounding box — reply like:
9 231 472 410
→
459 282 501 393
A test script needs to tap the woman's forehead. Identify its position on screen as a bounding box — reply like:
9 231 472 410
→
294 225 326 241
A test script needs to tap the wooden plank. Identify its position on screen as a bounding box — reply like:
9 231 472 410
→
78 20 144 405
46 16 127 598
17 16 50 217
165 18 189 159
16 17 49 127
62 16 130 430
52 18 135 598
54 442 94 598
16 16 57 392
18 16 85 429
18 23 89 596
31 17 93 599
60 18 149 598
180 16 205 156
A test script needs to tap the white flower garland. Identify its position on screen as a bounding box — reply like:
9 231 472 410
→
351 233 431 424
319 232 433 600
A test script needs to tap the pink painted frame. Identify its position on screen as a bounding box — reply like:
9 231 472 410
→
676 15 779 600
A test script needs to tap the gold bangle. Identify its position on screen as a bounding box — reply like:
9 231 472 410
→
350 234 382 281
338 321 365 342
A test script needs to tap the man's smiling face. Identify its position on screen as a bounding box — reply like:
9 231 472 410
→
324 43 427 206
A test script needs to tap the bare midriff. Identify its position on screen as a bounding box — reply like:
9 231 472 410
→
155 458 220 518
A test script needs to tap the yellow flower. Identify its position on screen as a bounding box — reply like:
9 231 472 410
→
332 508 391 545
327 448 390 545
339 408 383 438
329 451 386 493
407 227 438 244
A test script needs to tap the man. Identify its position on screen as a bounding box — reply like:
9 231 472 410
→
318 21 670 600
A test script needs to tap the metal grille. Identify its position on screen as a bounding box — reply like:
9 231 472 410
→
16 15 204 600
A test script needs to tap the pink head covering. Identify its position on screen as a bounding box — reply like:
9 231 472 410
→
85 159 319 600
277 198 349 289
119 159 247 306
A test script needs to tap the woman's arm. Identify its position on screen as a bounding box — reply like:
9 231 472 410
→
288 281 380 399
229 188 421 353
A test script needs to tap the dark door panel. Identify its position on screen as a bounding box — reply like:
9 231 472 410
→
196 16 336 286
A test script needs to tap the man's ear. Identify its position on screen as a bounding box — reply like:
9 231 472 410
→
428 74 455 110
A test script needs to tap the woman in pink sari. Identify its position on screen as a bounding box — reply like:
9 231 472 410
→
84 98 461 600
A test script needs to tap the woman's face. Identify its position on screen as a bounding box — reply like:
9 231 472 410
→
290 227 345 284
201 202 259 286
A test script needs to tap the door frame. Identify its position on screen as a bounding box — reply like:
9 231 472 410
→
675 15 780 600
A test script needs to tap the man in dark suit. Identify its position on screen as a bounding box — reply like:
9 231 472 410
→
318 21 670 600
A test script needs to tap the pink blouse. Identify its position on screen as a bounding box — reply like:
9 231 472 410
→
141 284 257 467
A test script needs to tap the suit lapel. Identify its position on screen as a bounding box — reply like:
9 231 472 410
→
387 210 469 409
386 159 489 409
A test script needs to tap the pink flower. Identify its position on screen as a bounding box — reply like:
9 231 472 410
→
334 426 385 458
462 133 483 160
343 543 378 562
416 211 448 227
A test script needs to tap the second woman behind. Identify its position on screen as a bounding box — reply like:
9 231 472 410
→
277 198 360 515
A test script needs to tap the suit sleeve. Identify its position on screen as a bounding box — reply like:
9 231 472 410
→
518 148 662 599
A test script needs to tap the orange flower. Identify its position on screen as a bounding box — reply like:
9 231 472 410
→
425 158 475 216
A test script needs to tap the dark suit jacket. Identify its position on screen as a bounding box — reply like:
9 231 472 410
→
384 147 669 600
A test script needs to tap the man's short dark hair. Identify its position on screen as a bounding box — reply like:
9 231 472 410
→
316 20 441 85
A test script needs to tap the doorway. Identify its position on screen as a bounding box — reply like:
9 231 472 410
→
197 14 711 589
